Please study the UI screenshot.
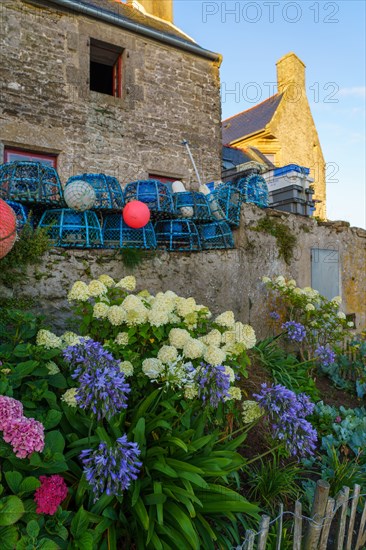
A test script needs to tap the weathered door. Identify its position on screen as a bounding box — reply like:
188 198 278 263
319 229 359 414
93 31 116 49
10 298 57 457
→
311 248 340 300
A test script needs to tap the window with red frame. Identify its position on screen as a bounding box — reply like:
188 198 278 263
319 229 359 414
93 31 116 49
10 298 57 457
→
4 148 57 167
90 38 123 98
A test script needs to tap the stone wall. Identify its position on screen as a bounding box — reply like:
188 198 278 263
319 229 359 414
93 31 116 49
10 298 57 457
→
0 0 221 185
2 204 365 336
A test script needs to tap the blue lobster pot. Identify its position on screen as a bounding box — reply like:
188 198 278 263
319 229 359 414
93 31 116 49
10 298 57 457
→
6 201 30 230
124 180 175 216
0 161 63 205
102 214 156 249
38 208 103 248
198 221 234 250
154 219 201 252
66 173 124 210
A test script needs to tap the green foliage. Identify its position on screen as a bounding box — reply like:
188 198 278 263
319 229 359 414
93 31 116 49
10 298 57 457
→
319 446 366 496
244 453 304 514
0 223 50 284
320 336 366 397
253 217 297 264
118 248 155 269
253 338 320 401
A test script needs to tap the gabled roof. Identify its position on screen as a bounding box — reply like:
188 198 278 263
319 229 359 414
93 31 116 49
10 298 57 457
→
222 94 283 144
45 0 220 59
222 145 275 171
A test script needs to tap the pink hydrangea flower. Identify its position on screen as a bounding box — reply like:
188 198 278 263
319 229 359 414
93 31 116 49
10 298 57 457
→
34 475 68 515
2 416 45 458
0 395 23 431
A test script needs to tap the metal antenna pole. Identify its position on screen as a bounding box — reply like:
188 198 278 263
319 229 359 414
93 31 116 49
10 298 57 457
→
182 139 202 187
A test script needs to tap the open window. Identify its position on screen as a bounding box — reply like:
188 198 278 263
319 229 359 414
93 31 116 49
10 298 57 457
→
90 38 123 98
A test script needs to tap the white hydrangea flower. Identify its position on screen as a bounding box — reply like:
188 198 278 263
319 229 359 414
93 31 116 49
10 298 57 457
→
331 296 342 305
121 295 148 326
67 281 90 302
224 366 235 383
107 306 127 326
234 322 256 349
154 293 176 314
148 308 171 327
115 332 129 346
169 328 191 349
119 361 134 377
261 276 271 284
226 386 241 401
168 313 181 324
45 361 60 375
347 321 354 328
215 310 235 328
93 302 110 319
337 311 346 320
158 345 178 364
116 276 136 291
195 304 211 318
184 384 198 400
204 345 226 366
98 274 115 288
184 312 198 330
88 280 108 297
287 279 297 288
275 275 286 286
242 400 263 423
221 331 236 346
305 303 315 312
202 329 222 347
61 331 83 347
293 287 304 295
36 329 63 349
61 388 78 407
142 358 164 379
175 297 197 317
183 338 206 360
122 294 145 311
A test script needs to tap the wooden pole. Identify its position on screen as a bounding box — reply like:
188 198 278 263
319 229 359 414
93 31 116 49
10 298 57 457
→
293 500 302 550
319 497 335 550
257 515 270 550
243 529 255 550
275 503 284 550
303 479 330 550
335 486 350 550
346 484 360 550
355 497 366 550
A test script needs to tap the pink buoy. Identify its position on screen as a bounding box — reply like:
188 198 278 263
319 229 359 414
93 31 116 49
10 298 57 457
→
123 201 151 229
0 199 17 259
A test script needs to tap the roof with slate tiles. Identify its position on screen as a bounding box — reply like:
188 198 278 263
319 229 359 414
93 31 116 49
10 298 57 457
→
222 94 283 144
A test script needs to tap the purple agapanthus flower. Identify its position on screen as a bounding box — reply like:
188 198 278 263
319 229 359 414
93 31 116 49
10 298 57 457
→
63 339 130 421
269 311 280 320
253 383 317 458
314 345 336 367
80 435 142 501
282 321 306 343
195 362 230 408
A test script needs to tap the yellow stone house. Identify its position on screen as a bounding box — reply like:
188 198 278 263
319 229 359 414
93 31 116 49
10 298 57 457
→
222 52 326 218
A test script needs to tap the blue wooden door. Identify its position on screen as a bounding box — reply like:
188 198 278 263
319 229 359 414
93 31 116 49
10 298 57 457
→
311 248 340 300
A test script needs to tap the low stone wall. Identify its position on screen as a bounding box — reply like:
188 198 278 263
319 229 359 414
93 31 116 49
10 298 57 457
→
1 204 365 336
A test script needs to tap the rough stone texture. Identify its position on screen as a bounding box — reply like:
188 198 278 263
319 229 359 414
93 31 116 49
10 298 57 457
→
1 204 365 336
0 0 221 186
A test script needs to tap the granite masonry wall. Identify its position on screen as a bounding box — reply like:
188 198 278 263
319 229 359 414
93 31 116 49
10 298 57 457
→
1 204 365 337
0 0 222 185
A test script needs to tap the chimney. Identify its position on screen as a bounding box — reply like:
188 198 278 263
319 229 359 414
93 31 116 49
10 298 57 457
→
276 52 306 95
136 0 174 23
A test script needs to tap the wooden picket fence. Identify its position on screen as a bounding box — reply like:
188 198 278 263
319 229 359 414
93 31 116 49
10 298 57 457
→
240 481 366 550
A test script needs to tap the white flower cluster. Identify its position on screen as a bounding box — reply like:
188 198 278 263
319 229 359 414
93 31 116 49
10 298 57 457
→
242 400 263 423
119 361 134 377
61 388 78 407
36 330 62 349
115 276 136 291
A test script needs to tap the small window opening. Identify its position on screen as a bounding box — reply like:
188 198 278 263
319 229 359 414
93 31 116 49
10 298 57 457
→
90 38 123 97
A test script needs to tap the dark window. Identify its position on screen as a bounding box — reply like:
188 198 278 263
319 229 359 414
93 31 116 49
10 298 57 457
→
4 147 57 167
90 38 123 97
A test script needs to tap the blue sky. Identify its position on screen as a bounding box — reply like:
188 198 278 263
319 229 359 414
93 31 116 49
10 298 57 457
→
175 0 366 228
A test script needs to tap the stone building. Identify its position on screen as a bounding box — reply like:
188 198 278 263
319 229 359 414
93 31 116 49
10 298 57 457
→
0 0 222 186
222 53 326 218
